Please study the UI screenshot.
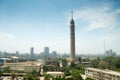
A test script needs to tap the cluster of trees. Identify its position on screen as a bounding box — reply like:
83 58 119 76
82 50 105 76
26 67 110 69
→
23 70 39 80
91 56 120 72
0 70 40 80
51 77 94 80
43 58 95 80
1 70 39 80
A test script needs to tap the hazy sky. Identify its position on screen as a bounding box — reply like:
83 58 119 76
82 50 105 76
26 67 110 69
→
0 0 120 54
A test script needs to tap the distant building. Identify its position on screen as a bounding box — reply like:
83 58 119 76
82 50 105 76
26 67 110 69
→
30 47 34 58
52 51 57 56
105 49 116 57
85 67 120 80
15 51 19 57
44 47 49 56
50 51 57 58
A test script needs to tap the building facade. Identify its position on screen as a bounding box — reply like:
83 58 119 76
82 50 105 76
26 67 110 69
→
85 67 120 80
4 61 43 72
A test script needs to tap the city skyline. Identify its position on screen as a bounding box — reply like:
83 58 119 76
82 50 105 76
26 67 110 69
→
0 0 120 54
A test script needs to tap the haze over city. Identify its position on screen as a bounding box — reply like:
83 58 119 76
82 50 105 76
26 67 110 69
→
0 0 120 54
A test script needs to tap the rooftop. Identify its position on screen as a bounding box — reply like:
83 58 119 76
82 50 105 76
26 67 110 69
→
85 67 120 76
46 72 64 75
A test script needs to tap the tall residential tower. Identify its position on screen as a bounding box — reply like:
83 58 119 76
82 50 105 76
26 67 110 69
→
30 47 34 58
44 47 49 56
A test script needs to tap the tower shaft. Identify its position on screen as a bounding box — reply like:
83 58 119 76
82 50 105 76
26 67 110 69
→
70 23 75 61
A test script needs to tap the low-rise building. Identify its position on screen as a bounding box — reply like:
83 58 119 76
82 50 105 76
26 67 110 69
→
24 65 40 72
85 67 120 80
3 61 43 72
5 62 25 71
46 72 64 78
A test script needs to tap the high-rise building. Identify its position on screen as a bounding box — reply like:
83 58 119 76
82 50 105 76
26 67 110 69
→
30 47 34 58
105 49 116 57
16 51 19 57
44 47 49 56
70 11 76 61
44 47 49 65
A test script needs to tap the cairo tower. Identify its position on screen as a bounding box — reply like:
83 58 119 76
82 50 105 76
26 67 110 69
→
70 11 76 61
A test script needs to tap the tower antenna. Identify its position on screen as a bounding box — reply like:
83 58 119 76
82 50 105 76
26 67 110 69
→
71 11 73 19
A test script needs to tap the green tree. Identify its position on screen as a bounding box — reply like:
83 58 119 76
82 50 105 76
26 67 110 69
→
91 59 99 68
78 57 82 63
114 57 120 68
0 71 3 80
31 70 39 76
43 65 49 72
71 70 83 80
61 58 67 66
23 70 39 80
52 76 66 80
64 68 71 76
44 74 50 80
73 64 85 74
98 60 109 69
70 62 75 68
102 56 116 70
116 68 120 72
4 66 10 73
75 64 82 70
65 77 73 80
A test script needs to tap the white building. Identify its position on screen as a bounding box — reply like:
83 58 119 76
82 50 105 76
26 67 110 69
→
85 67 120 80
5 62 25 71
4 61 43 72
46 72 64 78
